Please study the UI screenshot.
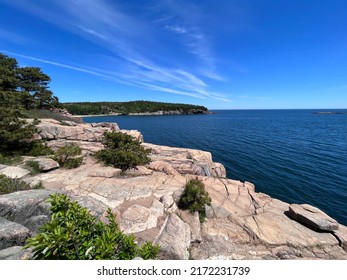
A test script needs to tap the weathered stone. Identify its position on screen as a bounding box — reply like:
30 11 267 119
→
0 189 56 227
120 204 152 233
126 166 153 176
160 194 177 214
70 195 109 219
120 200 164 234
0 166 30 179
0 217 30 249
155 214 191 259
177 210 201 243
0 246 32 260
24 157 60 172
209 162 226 178
88 167 122 178
148 161 179 175
244 181 255 192
289 204 339 231
334 224 347 251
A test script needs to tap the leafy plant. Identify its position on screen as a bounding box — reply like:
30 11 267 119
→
95 132 151 173
27 142 54 156
0 174 42 195
25 193 160 260
178 179 212 223
54 143 83 169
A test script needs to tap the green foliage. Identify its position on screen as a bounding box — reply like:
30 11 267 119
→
26 142 54 157
178 179 212 223
95 132 151 173
0 154 22 165
25 193 160 260
25 160 42 175
63 100 208 115
0 107 38 155
0 53 60 110
0 174 42 195
54 143 83 169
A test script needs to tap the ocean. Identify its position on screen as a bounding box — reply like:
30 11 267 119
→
83 109 347 225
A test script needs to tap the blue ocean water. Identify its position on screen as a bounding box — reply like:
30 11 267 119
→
84 110 347 225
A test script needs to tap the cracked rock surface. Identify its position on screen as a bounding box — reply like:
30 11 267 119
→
0 119 346 260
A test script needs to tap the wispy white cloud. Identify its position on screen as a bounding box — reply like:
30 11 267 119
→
1 0 230 102
165 25 187 34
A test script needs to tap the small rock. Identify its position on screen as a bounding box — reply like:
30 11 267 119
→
160 195 177 214
0 217 30 250
288 204 339 231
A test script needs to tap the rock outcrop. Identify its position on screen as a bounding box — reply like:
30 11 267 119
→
0 118 346 260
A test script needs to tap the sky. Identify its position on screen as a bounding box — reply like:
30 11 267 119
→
0 0 346 109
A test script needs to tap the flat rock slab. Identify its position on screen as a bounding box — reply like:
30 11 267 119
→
0 166 30 179
289 204 339 231
0 217 30 250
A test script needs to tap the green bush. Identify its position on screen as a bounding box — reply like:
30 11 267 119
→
54 143 83 169
178 179 212 223
27 142 54 157
25 160 42 175
95 132 151 173
0 174 42 195
25 193 160 260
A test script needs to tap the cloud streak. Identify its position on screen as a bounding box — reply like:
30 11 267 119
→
1 0 230 102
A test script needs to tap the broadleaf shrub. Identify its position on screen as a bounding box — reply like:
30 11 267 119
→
178 179 212 222
95 132 151 173
24 193 160 260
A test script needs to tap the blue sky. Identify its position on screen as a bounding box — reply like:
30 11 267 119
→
0 0 346 109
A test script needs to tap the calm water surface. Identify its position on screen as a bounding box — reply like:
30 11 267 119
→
84 110 347 225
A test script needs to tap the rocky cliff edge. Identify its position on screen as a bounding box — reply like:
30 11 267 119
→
0 118 346 260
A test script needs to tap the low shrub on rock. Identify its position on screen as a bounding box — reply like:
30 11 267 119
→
178 179 212 222
25 193 160 260
95 132 151 173
54 143 83 169
0 174 42 195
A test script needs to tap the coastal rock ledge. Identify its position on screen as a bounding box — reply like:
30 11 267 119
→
0 119 346 260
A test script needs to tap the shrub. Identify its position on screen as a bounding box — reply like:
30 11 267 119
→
0 174 42 195
25 193 160 260
178 179 212 223
25 160 42 175
54 143 83 169
27 142 54 157
95 132 151 173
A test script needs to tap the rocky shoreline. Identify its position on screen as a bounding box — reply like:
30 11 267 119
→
0 119 346 260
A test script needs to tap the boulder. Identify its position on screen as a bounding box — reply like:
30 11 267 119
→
0 217 30 249
160 194 177 214
155 213 191 259
24 157 60 172
0 166 30 179
0 189 56 231
0 246 32 260
288 204 339 231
